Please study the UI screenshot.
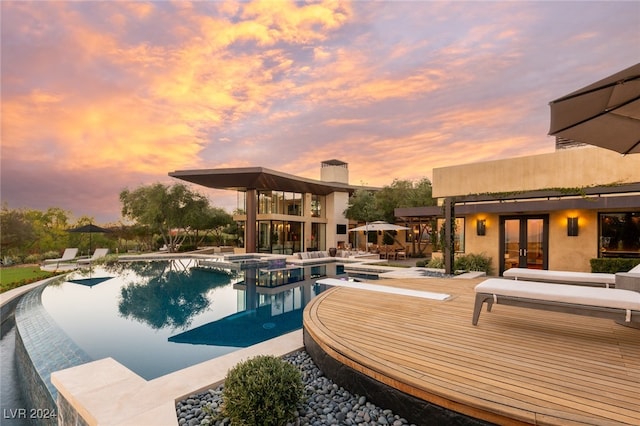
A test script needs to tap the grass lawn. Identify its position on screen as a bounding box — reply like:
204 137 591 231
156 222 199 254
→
0 265 62 293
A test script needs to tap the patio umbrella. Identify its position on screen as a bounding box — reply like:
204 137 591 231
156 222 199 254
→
548 63 640 155
348 221 410 232
68 223 111 256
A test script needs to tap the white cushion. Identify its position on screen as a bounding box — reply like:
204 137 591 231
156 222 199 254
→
475 278 640 311
503 268 615 285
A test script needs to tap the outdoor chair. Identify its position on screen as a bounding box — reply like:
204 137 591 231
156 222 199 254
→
43 248 79 268
77 248 109 265
472 278 640 326
503 263 640 288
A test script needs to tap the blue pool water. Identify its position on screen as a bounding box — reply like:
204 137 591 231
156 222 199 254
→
38 259 338 380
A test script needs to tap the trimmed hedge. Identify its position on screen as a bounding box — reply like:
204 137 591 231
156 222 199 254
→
590 258 640 273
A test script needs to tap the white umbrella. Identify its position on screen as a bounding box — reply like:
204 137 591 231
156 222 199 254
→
348 221 409 232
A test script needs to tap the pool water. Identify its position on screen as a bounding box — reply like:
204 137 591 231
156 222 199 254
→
39 260 335 380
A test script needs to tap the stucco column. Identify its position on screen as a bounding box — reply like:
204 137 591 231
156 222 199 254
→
246 188 257 253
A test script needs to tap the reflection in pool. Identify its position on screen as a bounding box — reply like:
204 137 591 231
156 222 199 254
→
40 259 334 380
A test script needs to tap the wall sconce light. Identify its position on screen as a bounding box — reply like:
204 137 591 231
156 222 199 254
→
567 217 579 236
476 219 486 236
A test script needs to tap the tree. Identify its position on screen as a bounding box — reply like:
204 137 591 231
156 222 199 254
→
186 206 234 247
24 207 72 253
1 207 35 257
379 178 437 256
120 183 212 252
344 179 437 253
343 189 381 223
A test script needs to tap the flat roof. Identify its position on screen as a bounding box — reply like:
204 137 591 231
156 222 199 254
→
395 183 640 218
169 167 378 195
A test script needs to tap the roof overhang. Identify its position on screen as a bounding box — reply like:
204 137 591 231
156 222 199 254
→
396 183 640 218
169 167 378 196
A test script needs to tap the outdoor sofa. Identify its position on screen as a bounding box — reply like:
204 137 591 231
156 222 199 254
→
472 278 640 326
287 250 379 265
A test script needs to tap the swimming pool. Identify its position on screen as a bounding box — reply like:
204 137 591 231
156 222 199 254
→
39 259 339 380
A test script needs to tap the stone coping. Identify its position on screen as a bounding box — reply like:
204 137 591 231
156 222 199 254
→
51 330 304 426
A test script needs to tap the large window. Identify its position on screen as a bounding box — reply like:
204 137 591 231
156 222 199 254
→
310 194 324 218
310 223 326 251
257 220 303 254
599 212 640 258
257 191 303 216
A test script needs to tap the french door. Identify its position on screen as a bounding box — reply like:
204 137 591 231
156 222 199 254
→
500 215 549 275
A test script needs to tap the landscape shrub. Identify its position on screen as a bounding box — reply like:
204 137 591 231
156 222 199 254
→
177 244 198 252
221 355 304 426
415 259 427 267
454 253 493 275
42 250 62 261
424 253 493 274
24 254 42 264
590 258 640 273
426 257 444 269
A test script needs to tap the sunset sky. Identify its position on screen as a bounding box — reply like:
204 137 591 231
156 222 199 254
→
1 1 638 224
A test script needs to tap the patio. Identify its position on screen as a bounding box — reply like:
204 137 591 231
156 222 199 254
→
303 277 640 425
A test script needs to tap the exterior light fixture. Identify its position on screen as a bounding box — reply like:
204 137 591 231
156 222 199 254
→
567 217 579 236
476 219 486 236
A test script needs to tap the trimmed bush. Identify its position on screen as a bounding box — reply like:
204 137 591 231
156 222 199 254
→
415 259 427 267
222 355 304 426
590 258 640 273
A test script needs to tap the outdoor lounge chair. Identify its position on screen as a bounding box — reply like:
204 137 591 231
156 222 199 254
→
77 248 109 265
43 248 79 268
503 263 640 288
472 278 640 326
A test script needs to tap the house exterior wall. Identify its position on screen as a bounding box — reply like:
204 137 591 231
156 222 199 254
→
431 146 640 273
433 146 640 198
325 192 350 249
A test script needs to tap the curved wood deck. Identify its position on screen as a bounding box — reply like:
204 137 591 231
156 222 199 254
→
303 278 640 425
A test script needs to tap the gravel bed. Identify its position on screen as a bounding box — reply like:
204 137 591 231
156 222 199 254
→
175 350 416 426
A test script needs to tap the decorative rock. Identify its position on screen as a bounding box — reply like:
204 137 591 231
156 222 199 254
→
175 350 414 426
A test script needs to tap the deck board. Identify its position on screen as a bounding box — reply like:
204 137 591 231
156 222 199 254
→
304 278 640 425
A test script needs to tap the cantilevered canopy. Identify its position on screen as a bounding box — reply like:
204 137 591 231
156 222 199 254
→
549 63 640 155
169 167 376 195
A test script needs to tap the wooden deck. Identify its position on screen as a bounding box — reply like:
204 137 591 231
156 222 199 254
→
303 278 640 425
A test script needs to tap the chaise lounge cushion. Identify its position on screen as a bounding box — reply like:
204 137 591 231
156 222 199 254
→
475 278 640 311
503 268 615 287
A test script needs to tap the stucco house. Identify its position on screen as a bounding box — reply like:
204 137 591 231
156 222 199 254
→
170 160 378 254
396 145 640 274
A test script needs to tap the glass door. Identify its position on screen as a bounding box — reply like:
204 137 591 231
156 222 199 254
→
500 215 548 275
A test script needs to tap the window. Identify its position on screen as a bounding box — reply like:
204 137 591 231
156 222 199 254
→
311 223 326 251
599 212 640 258
311 194 324 218
435 218 465 253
